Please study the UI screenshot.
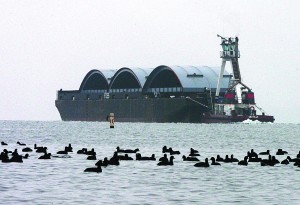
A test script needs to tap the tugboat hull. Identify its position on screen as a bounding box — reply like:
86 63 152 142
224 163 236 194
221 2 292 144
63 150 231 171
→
202 114 275 123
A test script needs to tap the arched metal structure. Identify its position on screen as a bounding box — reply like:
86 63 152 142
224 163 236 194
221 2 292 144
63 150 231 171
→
109 67 152 90
143 65 182 89
143 65 231 93
78 66 231 92
190 66 231 91
79 69 116 91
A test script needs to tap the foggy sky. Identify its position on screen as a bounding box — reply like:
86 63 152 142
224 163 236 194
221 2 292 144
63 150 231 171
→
1 1 299 123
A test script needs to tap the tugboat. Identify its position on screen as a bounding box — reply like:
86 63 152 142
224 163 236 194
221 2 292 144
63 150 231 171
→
203 35 275 123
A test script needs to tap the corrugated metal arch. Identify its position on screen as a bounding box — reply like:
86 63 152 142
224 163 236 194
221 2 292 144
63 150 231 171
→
143 65 231 91
79 69 114 91
130 67 153 87
100 69 118 84
109 67 152 89
143 65 183 90
190 66 231 90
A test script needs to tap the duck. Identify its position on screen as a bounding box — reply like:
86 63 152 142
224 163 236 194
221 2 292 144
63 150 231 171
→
86 148 96 156
1 141 8 146
259 150 270 155
189 152 200 157
36 146 47 153
159 154 168 163
223 155 232 163
238 156 248 166
281 157 289 165
261 155 271 166
136 153 156 161
216 155 224 162
2 149 9 153
230 154 239 162
261 161 274 166
17 141 26 146
102 157 109 166
249 149 258 158
22 153 29 159
108 158 120 166
22 147 33 152
10 150 23 163
169 148 180 155
286 156 299 163
189 148 200 156
10 156 23 163
162 146 170 153
108 152 120 165
248 156 262 162
57 150 68 154
65 144 73 152
276 149 288 155
0 150 10 162
57 144 73 154
190 148 199 154
272 156 280 164
1 149 9 155
1 153 10 163
12 149 19 157
194 158 209 167
210 157 221 165
1 158 10 163
157 156 174 166
39 153 51 159
116 147 139 153
84 165 102 173
95 160 104 167
87 155 97 160
261 155 275 166
294 161 300 166
182 155 199 161
34 144 43 149
118 154 133 161
77 148 87 154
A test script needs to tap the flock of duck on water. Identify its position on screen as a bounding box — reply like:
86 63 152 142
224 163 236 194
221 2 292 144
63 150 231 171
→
1 141 300 173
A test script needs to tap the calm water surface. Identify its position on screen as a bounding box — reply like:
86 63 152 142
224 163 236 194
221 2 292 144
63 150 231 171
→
0 121 299 204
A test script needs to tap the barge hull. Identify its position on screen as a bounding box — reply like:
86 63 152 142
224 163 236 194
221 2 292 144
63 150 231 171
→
55 98 206 123
56 98 275 123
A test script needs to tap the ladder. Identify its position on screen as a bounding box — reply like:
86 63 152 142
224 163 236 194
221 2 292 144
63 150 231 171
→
230 58 241 81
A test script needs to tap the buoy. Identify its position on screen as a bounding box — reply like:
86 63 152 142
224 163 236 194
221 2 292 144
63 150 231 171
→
109 113 114 128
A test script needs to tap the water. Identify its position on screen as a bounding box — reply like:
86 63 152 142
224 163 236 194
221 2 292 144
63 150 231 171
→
0 121 300 205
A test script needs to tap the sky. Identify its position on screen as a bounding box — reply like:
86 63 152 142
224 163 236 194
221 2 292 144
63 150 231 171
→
0 1 299 123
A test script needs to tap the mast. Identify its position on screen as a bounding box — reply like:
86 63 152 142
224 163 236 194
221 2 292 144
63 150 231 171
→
215 35 243 97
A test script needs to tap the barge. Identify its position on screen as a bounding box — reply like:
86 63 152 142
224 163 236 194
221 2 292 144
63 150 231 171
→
55 36 274 123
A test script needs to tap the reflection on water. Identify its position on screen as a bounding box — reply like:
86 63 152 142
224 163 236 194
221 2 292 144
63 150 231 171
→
0 121 300 204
